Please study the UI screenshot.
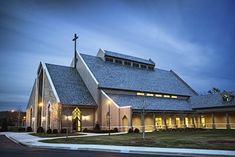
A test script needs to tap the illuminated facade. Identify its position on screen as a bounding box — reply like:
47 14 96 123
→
26 49 235 132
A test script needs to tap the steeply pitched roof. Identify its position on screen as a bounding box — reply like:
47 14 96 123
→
108 94 192 111
104 50 155 65
45 63 96 106
80 53 197 96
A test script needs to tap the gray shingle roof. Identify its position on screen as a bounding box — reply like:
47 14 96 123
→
190 93 235 109
108 94 192 111
80 53 197 96
45 63 96 106
104 50 155 65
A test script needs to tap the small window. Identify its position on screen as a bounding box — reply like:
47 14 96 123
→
124 61 131 66
141 64 147 69
106 57 113 63
171 95 178 99
146 93 154 97
163 95 170 98
155 94 162 97
137 92 145 96
148 66 154 70
133 63 139 68
115 59 123 64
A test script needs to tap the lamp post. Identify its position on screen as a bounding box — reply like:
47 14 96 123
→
66 115 69 139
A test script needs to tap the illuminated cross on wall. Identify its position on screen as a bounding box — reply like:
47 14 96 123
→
72 33 78 68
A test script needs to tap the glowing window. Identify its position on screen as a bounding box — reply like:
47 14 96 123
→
137 92 145 96
171 95 178 99
163 95 170 98
146 93 154 96
155 94 162 97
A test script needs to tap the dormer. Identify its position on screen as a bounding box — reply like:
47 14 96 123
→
96 48 155 70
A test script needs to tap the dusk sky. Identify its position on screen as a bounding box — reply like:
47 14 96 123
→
0 0 235 111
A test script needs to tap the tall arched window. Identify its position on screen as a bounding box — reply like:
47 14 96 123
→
47 104 51 129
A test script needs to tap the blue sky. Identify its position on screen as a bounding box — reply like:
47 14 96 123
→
0 0 235 111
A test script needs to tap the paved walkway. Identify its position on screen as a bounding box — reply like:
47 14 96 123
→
1 132 235 156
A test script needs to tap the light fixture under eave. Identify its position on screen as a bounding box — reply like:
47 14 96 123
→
39 102 43 107
107 99 112 105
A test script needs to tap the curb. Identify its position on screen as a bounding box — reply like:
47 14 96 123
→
29 142 235 157
25 143 206 157
5 134 235 157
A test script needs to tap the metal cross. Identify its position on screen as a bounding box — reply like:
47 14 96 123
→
72 34 78 68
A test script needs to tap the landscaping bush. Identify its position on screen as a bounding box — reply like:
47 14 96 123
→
94 123 101 131
134 128 140 133
60 128 67 134
128 128 133 133
18 127 25 132
53 129 58 134
47 128 52 134
37 127 44 133
113 128 118 132
26 126 32 132
83 128 88 132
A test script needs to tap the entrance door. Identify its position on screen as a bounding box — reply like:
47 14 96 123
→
72 107 82 132
72 117 81 131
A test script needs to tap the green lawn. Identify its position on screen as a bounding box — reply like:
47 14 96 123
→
31 132 82 138
41 130 235 150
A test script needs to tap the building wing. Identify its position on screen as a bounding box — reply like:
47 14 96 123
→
108 94 192 111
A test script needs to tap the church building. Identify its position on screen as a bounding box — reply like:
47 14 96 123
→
26 47 235 132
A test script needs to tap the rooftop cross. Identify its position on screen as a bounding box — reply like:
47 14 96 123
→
72 33 78 68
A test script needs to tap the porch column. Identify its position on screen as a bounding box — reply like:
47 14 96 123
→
192 114 195 128
173 114 177 128
163 113 167 129
153 113 156 131
141 111 145 133
129 109 133 129
183 114 186 128
226 113 231 129
212 113 216 129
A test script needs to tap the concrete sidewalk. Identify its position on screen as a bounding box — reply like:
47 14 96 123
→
1 132 235 156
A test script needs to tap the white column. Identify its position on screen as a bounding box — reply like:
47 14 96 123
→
212 113 216 129
163 113 167 129
226 113 231 129
183 114 186 129
192 114 195 128
173 114 177 128
153 113 156 131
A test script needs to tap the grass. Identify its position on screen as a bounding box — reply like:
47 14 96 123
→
31 132 82 138
41 130 235 150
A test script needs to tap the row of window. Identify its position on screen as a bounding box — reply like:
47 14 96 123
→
137 92 179 99
105 57 154 70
